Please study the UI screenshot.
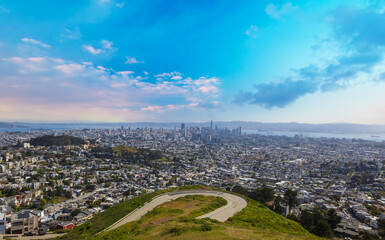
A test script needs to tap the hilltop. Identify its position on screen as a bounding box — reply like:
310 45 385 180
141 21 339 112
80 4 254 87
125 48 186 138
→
56 186 322 240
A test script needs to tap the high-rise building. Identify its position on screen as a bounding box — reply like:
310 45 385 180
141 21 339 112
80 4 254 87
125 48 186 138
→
181 123 185 130
210 120 213 131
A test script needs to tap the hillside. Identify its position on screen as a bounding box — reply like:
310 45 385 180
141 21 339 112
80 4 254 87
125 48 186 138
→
28 135 86 146
92 197 321 240
56 186 322 240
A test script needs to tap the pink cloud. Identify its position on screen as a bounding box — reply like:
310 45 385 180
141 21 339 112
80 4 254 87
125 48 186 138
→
55 63 85 74
0 56 222 121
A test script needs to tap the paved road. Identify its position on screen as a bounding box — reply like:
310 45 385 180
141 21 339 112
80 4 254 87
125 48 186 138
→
0 233 66 240
45 190 98 214
101 190 247 234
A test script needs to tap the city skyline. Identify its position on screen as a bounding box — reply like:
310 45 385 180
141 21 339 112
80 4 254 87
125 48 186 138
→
1 0 385 124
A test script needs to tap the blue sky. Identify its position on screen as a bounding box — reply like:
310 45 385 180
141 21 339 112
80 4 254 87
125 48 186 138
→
1 0 385 123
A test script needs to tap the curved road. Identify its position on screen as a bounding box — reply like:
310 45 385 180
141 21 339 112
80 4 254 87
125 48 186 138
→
101 190 247 234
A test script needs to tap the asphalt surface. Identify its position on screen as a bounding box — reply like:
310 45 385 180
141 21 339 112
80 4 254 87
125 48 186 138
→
0 233 66 240
45 190 98 214
102 190 248 233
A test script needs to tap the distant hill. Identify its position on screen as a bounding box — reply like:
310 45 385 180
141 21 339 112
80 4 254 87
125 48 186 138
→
28 135 85 146
0 122 25 128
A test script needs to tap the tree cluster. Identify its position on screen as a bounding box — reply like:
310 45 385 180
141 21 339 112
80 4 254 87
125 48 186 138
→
28 135 86 146
299 208 341 238
231 185 299 212
44 186 72 200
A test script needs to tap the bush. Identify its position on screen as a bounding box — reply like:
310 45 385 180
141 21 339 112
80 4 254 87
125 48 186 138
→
163 226 187 236
200 223 213 232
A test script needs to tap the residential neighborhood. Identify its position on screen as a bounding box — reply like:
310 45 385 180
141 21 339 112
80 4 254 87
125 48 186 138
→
0 125 384 238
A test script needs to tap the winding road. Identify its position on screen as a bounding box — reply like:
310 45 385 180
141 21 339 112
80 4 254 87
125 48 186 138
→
100 190 248 234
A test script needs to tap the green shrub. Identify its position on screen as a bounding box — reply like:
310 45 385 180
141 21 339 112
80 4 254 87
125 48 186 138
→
163 226 188 236
200 223 213 232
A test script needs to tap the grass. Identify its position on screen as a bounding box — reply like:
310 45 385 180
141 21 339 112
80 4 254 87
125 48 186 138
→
112 146 138 156
226 198 310 235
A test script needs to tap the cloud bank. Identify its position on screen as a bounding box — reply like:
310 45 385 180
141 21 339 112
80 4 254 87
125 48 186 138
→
235 5 385 108
0 56 221 121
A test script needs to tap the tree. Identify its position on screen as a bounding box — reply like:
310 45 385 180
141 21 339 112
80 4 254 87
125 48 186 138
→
63 180 71 186
64 191 73 199
249 185 275 204
327 209 341 230
301 208 334 238
166 177 175 187
312 218 333 238
273 195 283 213
284 189 298 213
86 184 96 192
378 219 385 238
287 213 299 222
359 231 380 240
130 187 136 196
258 185 275 203
232 185 248 196
300 210 314 230
71 209 82 217
55 186 64 197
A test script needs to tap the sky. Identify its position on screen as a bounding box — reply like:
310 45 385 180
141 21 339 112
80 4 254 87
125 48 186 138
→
1 0 385 123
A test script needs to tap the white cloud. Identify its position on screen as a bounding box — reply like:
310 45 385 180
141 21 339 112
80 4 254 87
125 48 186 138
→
61 27 82 41
183 77 220 95
245 25 260 38
141 103 199 112
97 66 107 71
55 63 85 75
116 2 125 8
154 71 182 78
118 71 134 76
21 38 51 48
265 2 298 19
83 45 102 54
51 58 65 64
101 40 113 49
3 56 55 72
4 57 25 64
125 56 142 64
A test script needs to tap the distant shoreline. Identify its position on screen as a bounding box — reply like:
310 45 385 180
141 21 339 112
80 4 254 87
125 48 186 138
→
1 122 385 142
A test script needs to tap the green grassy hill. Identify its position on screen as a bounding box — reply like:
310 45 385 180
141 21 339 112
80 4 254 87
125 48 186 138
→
56 186 322 240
